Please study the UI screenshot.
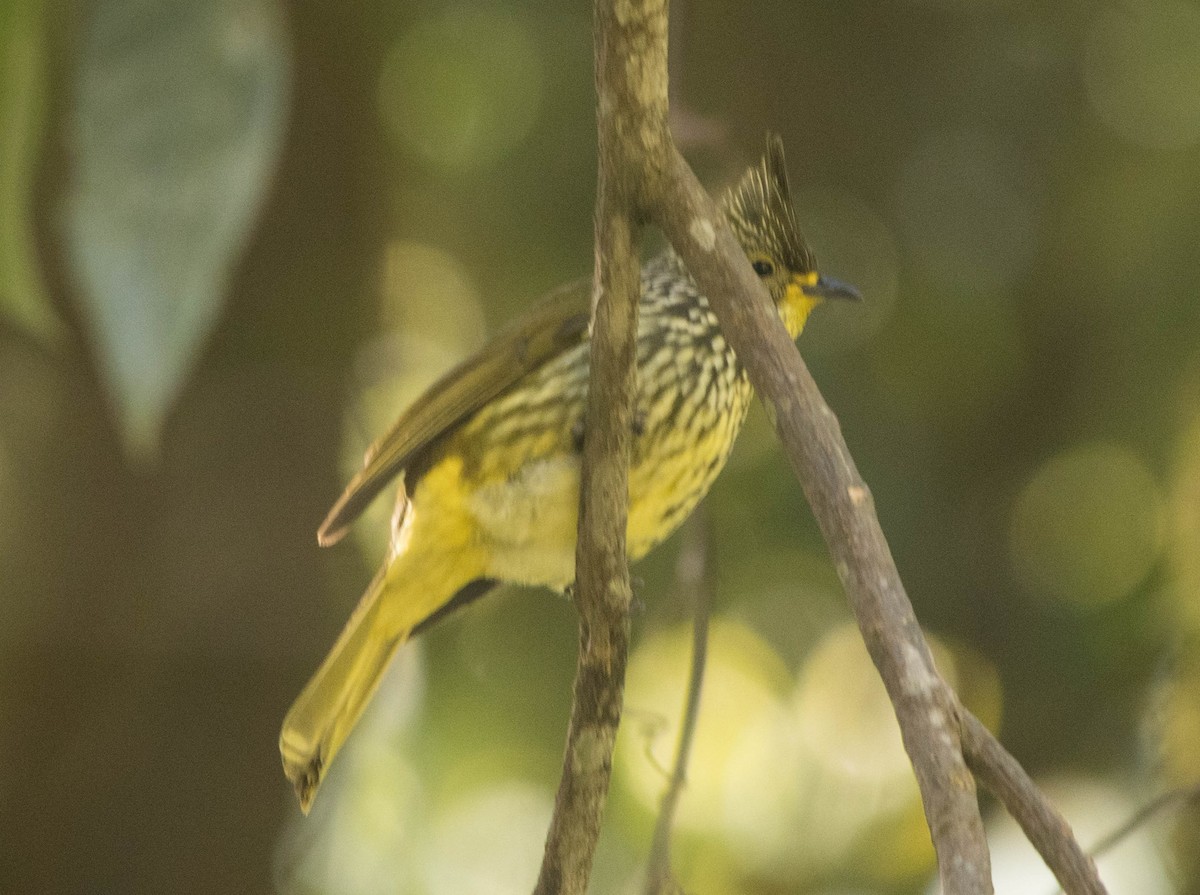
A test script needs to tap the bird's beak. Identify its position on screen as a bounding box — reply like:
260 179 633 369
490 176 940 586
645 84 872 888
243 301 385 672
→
799 273 863 302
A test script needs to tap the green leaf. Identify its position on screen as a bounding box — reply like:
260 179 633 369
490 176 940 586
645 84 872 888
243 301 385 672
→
62 0 291 457
0 0 62 343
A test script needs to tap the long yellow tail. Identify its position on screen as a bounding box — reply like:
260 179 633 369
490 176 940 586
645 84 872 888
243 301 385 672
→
279 566 406 813
279 517 484 814
283 458 490 812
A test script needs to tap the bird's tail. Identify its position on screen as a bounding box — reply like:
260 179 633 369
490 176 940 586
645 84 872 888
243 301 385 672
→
282 465 488 813
279 565 404 813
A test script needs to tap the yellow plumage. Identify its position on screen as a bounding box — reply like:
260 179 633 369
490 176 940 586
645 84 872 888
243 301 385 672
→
280 136 860 812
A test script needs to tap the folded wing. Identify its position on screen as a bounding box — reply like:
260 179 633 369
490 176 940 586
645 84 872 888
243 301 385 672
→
318 280 592 545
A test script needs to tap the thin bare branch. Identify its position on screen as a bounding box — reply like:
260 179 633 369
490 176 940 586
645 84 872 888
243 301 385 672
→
533 2 667 893
959 712 1106 894
533 200 638 895
1087 783 1200 861
644 508 714 895
653 148 994 894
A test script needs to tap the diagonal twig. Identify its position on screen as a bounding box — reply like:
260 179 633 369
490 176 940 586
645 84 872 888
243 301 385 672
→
959 711 1106 894
655 150 995 894
1086 782 1200 862
644 508 714 895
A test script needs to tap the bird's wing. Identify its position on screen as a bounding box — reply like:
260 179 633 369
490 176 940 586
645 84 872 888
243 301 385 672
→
318 279 592 546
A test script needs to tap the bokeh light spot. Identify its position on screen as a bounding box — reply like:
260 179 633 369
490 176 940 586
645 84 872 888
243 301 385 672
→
717 622 990 884
422 782 553 895
794 623 958 785
1148 656 1200 785
1010 442 1164 606
895 128 1042 294
1084 1 1200 150
380 240 486 350
717 704 813 875
379 7 543 173
616 619 790 831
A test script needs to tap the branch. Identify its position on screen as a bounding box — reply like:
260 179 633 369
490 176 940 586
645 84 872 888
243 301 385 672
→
654 156 1107 894
1085 782 1200 862
533 2 667 893
653 151 995 894
533 200 638 895
960 713 1105 895
542 1 1108 893
644 507 714 895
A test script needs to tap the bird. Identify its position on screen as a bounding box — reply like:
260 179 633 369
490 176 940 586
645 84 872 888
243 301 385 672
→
280 135 861 813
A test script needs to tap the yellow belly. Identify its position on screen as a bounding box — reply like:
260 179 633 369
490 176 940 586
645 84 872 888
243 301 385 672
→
419 395 747 591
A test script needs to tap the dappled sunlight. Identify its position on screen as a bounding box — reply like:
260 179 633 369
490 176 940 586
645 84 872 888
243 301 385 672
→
616 619 791 831
795 624 954 786
724 624 995 884
723 623 1002 884
615 618 1004 887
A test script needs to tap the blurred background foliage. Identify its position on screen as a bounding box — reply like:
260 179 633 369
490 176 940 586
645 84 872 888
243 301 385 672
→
1 0 1199 892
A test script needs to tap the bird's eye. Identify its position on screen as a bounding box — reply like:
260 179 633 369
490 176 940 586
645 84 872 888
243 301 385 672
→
751 259 774 277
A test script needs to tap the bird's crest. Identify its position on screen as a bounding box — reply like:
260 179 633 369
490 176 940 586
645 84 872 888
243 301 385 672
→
722 135 815 273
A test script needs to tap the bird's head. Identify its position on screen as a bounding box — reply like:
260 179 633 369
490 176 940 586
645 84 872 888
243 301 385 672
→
722 135 861 338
